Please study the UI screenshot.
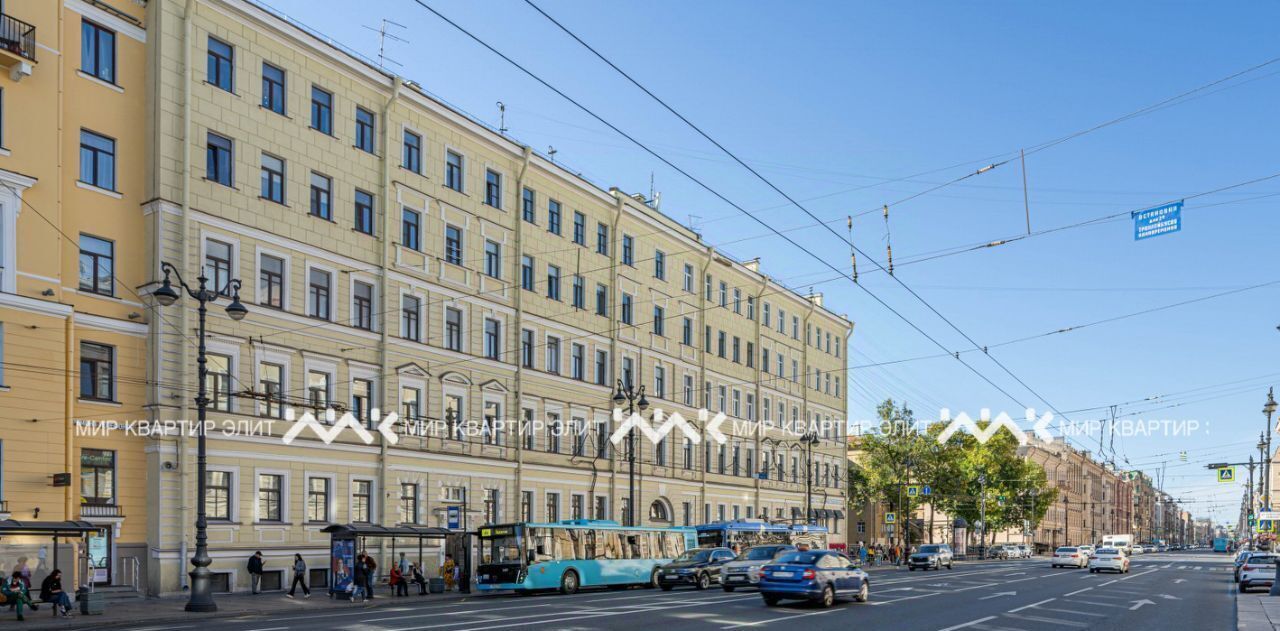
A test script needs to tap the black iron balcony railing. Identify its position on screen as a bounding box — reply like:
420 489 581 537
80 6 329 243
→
0 12 35 62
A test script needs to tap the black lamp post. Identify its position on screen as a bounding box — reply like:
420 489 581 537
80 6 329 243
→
612 381 648 527
153 261 247 613
1264 388 1280 596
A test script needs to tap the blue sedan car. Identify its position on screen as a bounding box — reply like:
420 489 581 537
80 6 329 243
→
758 550 869 608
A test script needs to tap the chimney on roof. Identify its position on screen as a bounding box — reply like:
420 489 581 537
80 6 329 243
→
743 258 761 272
807 293 824 307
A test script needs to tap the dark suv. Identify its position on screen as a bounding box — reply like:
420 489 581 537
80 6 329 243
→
658 547 735 590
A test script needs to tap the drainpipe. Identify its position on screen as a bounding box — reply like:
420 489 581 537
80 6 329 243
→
697 249 712 521
175 0 198 592
378 77 401 555
607 193 623 519
56 0 73 531
752 276 766 513
512 148 531 519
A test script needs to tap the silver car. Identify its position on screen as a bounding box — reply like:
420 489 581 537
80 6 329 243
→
721 544 796 592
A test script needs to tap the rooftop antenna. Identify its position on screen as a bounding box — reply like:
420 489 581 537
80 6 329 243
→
362 19 408 69
548 146 558 163
496 101 508 134
649 172 655 203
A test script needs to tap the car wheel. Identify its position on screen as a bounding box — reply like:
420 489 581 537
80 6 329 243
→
696 573 710 590
559 570 579 595
649 568 661 589
723 585 735 592
818 585 835 608
763 595 781 607
947 562 953 570
854 581 869 603
660 584 673 591
908 566 915 571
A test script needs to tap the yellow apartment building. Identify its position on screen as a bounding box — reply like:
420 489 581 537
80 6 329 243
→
0 0 151 590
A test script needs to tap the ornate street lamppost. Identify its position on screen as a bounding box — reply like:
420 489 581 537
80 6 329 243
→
152 262 247 612
612 381 648 527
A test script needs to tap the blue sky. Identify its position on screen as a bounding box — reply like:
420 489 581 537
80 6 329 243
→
264 0 1280 525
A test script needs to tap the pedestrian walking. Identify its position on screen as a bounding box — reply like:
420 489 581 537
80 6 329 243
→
39 569 73 617
247 551 265 594
362 551 377 600
287 553 310 598
351 554 367 603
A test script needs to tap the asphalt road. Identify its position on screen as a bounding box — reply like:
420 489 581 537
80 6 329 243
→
169 550 1236 631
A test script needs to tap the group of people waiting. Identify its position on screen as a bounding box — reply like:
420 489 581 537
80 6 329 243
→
853 542 911 567
2 569 75 620
246 550 462 602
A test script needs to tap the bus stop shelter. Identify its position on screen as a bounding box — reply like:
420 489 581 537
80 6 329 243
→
0 519 103 588
320 523 451 596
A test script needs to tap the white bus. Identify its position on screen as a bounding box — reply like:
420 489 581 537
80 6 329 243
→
1101 534 1133 553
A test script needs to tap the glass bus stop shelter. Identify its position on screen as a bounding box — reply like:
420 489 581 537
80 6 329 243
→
321 523 452 597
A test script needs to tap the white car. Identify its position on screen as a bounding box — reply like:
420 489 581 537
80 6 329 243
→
1052 546 1087 568
1239 553 1278 593
1076 545 1095 559
1130 545 1145 555
1088 548 1129 574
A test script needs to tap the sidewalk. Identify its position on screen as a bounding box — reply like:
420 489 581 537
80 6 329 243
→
3 589 472 631
1239 593 1280 630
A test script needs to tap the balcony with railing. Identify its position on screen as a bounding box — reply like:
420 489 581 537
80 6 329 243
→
0 12 35 80
81 503 124 518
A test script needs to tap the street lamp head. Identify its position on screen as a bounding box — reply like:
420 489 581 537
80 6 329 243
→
1265 394 1277 417
224 294 248 321
153 274 180 307
636 388 650 413
611 386 627 408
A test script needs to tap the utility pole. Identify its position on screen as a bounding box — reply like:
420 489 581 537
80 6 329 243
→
979 474 988 555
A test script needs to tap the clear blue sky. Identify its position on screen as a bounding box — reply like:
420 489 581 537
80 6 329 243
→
264 0 1280 525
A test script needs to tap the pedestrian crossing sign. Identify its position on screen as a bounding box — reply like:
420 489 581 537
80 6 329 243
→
907 486 920 497
885 512 896 524
1216 467 1236 483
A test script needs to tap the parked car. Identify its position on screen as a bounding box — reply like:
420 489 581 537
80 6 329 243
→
758 550 869 608
658 547 736 590
991 544 1020 559
1016 544 1032 558
1236 549 1258 583
1088 548 1129 574
1239 553 1279 593
907 544 954 571
1051 546 1087 568
721 545 796 592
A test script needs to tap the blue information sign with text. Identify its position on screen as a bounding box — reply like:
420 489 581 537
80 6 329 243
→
1132 201 1182 241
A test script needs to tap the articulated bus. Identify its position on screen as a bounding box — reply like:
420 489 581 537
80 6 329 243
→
476 519 697 594
695 520 830 550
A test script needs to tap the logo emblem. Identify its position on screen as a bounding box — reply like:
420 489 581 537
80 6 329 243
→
281 408 399 445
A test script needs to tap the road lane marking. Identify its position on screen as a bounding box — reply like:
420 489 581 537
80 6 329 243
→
1039 606 1105 617
1004 613 1088 627
1119 568 1160 581
1007 597 1054 613
935 616 996 631
1063 587 1093 597
717 607 841 629
411 595 759 631
1062 599 1126 608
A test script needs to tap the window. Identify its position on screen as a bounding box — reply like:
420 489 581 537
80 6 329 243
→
79 129 115 190
262 62 286 114
705 274 713 301
520 329 534 368
595 350 609 386
351 480 372 523
204 239 232 295
719 281 728 308
483 318 501 360
683 264 694 293
401 208 421 250
571 343 584 380
620 293 633 325
306 477 330 522
401 387 421 421
483 401 502 445
258 474 283 522
78 234 114 296
522 187 536 223
683 438 694 469
732 336 741 363
652 306 665 336
683 375 694 406
793 316 799 339
311 86 333 134
207 353 232 411
355 107 376 153
545 493 560 522
445 150 464 191
260 154 285 203
546 265 561 301
571 494 585 520
400 483 418 524
572 275 585 309
654 366 666 399
485 169 502 208
402 294 421 341
573 211 585 245
622 357 634 389
746 342 755 368
80 20 116 83
733 288 742 314
258 362 283 418
522 491 534 522
747 296 755 320
80 342 114 401
206 132 234 186
445 225 464 265
306 371 330 410
207 36 234 92
763 303 771 326
762 349 770 374
353 281 373 330
621 234 634 266
595 283 608 316
309 172 332 219
207 471 232 520
548 200 562 235
80 448 115 505
354 189 374 234
484 240 502 279
308 268 331 320
403 130 422 173
521 256 535 291
596 223 609 255
594 496 608 520
545 337 561 374
717 331 726 358
654 250 666 280
444 307 463 352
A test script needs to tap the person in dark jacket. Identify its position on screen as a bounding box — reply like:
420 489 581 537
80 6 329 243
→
362 552 376 600
351 554 368 602
247 551 265 594
39 570 72 617
287 554 310 598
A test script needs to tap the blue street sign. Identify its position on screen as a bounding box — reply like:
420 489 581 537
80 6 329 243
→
757 472 768 480
1132 201 1182 241
922 485 932 496
447 505 461 530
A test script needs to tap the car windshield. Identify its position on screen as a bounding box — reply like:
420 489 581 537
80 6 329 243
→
1248 555 1277 564
1056 547 1077 553
1096 549 1118 555
774 552 821 565
675 550 714 563
918 545 944 554
742 546 785 561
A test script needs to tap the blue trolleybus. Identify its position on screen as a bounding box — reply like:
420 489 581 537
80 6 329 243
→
476 519 697 594
696 520 830 550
